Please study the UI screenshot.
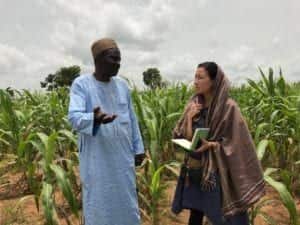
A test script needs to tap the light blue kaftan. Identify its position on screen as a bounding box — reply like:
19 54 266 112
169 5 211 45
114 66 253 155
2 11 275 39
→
68 74 144 225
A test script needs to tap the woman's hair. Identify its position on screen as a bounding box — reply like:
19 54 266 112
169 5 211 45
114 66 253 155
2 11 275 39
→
197 62 218 80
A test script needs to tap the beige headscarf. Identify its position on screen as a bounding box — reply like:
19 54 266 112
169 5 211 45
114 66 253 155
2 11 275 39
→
173 65 265 216
91 38 118 60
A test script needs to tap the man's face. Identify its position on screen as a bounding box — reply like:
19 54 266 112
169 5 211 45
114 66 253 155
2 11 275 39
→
95 48 121 77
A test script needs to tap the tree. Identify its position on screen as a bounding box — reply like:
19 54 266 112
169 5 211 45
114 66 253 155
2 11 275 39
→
142 68 163 89
41 65 80 91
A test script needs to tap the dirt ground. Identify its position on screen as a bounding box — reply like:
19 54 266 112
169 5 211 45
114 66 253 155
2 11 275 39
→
0 162 299 225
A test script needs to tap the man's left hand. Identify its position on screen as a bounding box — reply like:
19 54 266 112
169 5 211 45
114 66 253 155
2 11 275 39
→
135 153 146 166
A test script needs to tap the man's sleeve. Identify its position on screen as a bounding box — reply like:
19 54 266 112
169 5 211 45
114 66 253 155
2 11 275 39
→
68 79 99 136
127 89 145 155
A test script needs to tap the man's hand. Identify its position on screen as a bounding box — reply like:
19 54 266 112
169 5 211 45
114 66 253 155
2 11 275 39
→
135 153 146 167
94 106 117 124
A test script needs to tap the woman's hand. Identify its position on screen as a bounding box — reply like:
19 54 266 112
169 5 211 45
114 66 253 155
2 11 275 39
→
187 101 203 120
195 139 218 153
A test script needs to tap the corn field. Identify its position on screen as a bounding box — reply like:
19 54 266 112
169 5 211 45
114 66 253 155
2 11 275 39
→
0 67 299 225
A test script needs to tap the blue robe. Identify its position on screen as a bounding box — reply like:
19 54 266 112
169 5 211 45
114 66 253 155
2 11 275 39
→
68 74 144 225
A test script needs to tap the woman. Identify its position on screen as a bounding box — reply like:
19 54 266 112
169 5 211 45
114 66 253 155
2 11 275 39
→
172 62 265 225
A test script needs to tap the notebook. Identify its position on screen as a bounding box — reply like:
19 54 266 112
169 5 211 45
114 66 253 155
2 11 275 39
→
171 128 210 152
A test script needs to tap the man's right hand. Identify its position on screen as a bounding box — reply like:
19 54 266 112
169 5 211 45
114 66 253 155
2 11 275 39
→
94 106 117 124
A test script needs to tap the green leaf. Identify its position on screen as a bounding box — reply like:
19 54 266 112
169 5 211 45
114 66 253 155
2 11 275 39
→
50 164 79 217
41 182 58 225
257 139 269 160
270 110 280 123
58 129 77 144
247 79 266 96
268 67 275 96
37 132 57 168
150 165 165 195
264 175 299 225
264 168 278 176
254 122 268 143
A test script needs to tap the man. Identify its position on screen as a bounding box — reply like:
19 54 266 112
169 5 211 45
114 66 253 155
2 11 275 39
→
68 38 145 225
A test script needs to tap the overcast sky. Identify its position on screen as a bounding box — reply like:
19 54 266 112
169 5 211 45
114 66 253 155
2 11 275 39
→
0 0 299 89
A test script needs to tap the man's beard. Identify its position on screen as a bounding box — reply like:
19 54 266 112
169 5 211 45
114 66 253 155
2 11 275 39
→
103 62 120 77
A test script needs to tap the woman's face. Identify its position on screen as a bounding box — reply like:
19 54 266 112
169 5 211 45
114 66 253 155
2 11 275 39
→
194 67 213 95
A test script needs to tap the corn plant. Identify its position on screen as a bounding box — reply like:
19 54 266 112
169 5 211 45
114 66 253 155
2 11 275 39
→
137 157 178 225
249 138 299 225
30 132 80 225
132 83 192 166
242 68 300 195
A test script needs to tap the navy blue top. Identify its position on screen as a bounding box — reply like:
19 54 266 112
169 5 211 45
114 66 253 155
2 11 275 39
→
189 107 208 160
192 107 208 132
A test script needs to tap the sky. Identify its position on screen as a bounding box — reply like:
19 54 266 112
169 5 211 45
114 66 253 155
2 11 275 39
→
0 0 300 89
